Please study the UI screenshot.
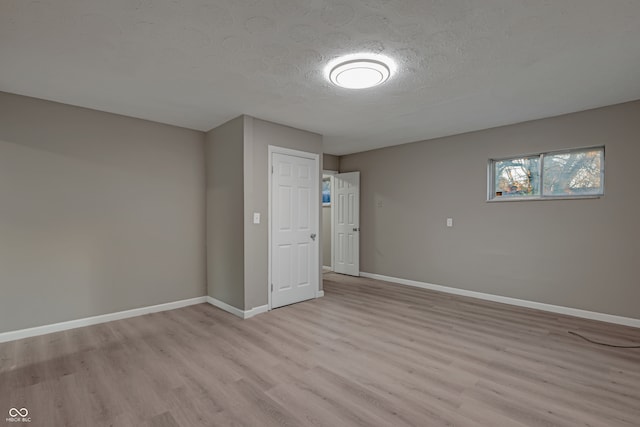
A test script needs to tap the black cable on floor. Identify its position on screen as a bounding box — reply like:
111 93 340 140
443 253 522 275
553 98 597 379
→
568 331 640 348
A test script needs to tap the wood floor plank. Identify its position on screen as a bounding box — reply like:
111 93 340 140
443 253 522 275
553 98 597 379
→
1 272 639 426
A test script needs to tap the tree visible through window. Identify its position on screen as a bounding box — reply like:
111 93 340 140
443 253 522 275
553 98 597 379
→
490 147 604 200
494 157 540 198
543 149 603 196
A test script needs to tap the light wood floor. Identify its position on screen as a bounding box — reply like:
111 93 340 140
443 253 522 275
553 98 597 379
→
2 273 640 427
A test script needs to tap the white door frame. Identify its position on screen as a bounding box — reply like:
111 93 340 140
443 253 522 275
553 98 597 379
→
268 145 321 310
323 170 338 272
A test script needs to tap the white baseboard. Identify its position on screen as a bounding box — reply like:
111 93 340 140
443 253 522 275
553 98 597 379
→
0 296 208 343
360 272 640 329
316 290 325 298
206 297 244 318
206 297 268 319
244 304 269 319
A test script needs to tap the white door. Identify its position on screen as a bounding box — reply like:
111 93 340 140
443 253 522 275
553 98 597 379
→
271 150 319 309
333 172 360 276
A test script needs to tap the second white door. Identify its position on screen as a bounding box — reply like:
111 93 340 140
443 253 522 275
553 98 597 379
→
333 171 360 276
271 150 319 309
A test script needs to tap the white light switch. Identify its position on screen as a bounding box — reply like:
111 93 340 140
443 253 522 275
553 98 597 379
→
253 212 261 224
446 218 453 227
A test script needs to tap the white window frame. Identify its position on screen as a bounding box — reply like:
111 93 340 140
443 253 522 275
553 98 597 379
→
488 146 605 202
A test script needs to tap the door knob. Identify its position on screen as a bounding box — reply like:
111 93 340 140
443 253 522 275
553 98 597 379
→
310 233 317 241
353 227 360 232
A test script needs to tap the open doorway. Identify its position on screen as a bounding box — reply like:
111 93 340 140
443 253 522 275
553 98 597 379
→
322 170 361 276
322 171 337 273
332 171 360 276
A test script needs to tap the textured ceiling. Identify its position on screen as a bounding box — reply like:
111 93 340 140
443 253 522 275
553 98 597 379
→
1 0 639 155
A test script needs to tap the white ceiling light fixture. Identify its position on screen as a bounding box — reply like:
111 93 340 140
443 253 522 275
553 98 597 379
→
326 54 396 90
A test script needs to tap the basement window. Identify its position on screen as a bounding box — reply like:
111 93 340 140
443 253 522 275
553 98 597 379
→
488 147 604 201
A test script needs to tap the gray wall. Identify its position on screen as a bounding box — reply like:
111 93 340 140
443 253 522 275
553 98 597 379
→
0 92 206 333
322 205 332 268
323 154 340 171
205 115 322 311
205 117 245 310
340 100 640 319
244 117 324 309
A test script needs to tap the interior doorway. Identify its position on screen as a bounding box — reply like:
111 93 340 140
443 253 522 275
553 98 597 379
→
322 171 337 272
322 170 361 277
332 171 360 276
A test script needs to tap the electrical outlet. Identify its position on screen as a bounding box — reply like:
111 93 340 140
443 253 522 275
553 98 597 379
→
446 218 453 227
253 212 261 224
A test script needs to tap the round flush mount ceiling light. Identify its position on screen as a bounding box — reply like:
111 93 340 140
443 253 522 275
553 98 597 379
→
326 54 395 89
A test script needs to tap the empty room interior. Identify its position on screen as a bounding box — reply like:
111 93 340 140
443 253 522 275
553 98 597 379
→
1 1 640 426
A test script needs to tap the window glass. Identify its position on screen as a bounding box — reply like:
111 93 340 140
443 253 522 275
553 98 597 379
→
489 147 604 201
322 177 331 205
493 157 540 198
543 148 604 196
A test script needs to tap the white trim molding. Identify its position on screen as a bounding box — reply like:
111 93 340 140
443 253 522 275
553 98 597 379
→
316 290 325 298
0 295 274 343
360 272 640 329
206 297 268 320
244 304 269 319
0 296 208 343
206 297 244 318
